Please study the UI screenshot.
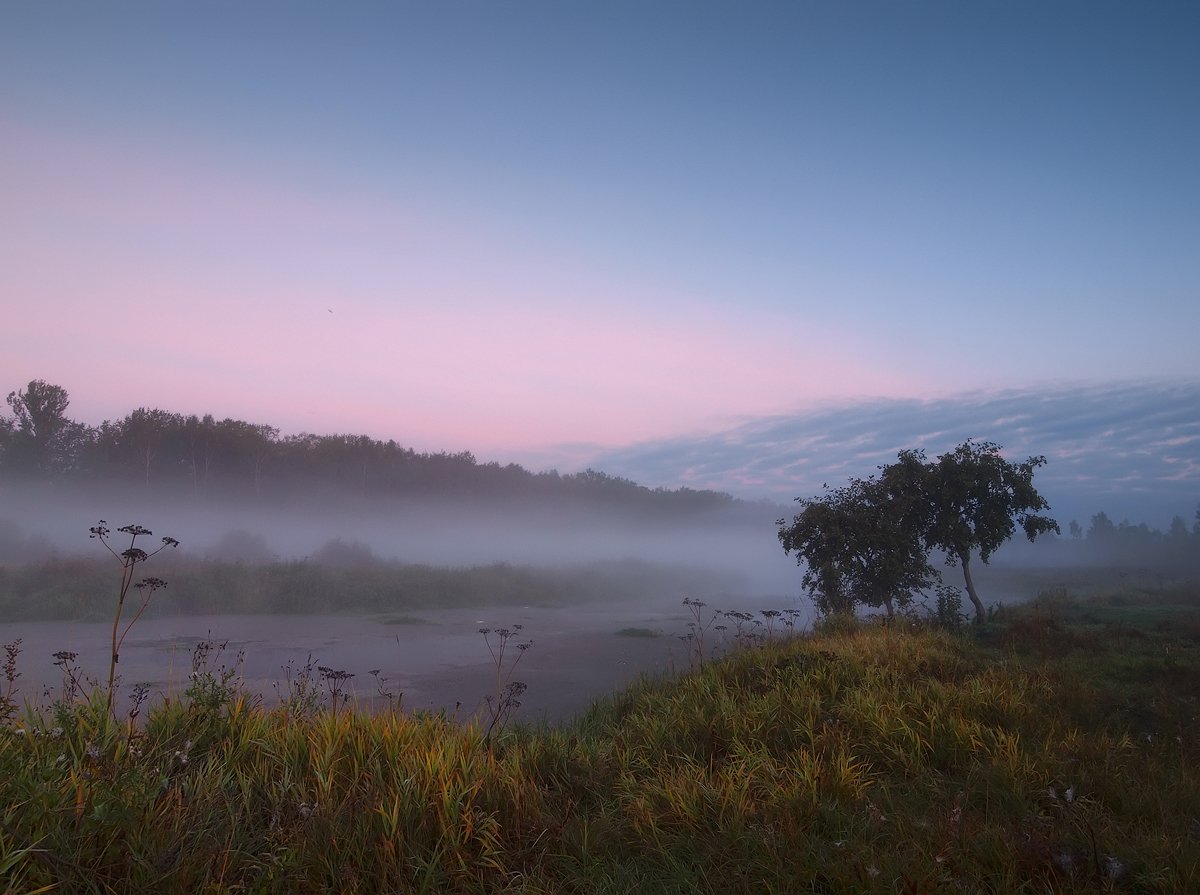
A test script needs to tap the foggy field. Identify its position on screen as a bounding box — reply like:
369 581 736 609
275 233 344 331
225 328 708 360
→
2 496 1176 727
1 489 1194 732
0 502 806 721
0 542 1154 726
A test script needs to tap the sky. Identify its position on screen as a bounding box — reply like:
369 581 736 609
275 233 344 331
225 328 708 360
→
2 2 1198 524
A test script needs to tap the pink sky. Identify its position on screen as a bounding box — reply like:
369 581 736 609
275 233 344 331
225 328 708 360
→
2 121 928 454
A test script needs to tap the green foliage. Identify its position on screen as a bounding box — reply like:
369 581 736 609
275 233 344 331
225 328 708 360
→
915 440 1059 620
931 584 968 632
778 473 939 618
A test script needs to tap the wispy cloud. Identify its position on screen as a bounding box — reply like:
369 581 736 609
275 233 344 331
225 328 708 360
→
565 380 1200 527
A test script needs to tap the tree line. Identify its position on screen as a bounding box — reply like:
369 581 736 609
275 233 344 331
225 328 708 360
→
1058 508 1200 570
0 379 738 514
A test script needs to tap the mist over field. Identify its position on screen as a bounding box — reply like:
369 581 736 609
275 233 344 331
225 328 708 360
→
0 473 800 720
0 479 787 581
4 459 1195 721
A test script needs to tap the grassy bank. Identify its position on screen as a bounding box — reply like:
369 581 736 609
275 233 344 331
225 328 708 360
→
2 588 1197 893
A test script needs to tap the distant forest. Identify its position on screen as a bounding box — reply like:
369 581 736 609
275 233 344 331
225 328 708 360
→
0 379 745 515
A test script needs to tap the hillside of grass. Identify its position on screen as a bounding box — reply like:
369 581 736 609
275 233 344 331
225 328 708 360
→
2 587 1197 893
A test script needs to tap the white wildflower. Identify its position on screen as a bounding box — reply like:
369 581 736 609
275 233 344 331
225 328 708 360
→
1103 855 1126 881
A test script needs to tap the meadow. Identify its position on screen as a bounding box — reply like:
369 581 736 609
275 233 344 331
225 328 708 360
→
2 582 1197 893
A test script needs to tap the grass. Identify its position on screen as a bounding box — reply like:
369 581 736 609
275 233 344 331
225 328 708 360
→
2 585 1198 893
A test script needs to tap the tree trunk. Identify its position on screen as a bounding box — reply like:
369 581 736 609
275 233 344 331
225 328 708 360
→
959 551 985 622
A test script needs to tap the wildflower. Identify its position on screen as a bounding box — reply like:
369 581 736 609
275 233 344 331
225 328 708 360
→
1103 855 1126 881
85 743 100 760
50 726 63 739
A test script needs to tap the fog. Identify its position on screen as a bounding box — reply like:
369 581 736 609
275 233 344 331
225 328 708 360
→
1 481 792 587
0 482 804 722
3 479 1193 725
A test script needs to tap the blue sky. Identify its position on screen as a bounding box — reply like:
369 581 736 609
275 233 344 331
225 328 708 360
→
2 2 1197 523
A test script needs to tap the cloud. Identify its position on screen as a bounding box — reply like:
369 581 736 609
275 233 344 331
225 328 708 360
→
569 380 1200 527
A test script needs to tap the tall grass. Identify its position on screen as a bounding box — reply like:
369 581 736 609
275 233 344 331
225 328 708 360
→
2 586 1197 893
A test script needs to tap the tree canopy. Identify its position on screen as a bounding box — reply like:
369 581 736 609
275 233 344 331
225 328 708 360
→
780 439 1060 622
915 440 1059 620
778 473 939 618
3 379 85 474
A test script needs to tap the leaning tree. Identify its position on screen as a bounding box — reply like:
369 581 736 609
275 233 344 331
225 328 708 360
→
897 440 1059 622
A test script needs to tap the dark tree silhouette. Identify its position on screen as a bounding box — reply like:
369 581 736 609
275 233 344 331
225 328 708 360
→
913 440 1059 622
3 380 78 474
778 473 939 618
